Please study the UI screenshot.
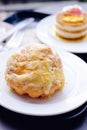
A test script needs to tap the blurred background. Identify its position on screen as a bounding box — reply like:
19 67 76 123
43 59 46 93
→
0 0 70 4
0 0 87 5
0 0 87 21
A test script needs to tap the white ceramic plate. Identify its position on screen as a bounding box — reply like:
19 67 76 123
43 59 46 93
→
36 15 87 53
0 48 87 116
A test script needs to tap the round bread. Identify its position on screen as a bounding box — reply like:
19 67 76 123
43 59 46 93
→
5 43 65 98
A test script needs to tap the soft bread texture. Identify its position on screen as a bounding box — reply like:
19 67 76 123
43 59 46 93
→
5 43 65 98
55 25 87 39
56 22 87 32
55 12 87 39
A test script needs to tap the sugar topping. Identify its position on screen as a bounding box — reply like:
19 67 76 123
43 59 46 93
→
62 5 83 16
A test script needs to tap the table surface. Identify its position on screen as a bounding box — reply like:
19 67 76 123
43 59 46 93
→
0 106 87 130
0 1 87 130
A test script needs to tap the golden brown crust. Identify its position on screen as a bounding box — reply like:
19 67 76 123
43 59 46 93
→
56 12 87 26
55 32 86 40
55 24 87 33
5 44 65 98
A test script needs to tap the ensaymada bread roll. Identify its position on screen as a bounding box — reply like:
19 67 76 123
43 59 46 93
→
5 43 65 98
55 5 87 39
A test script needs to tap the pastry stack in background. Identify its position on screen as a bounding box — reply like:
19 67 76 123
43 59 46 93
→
55 5 87 40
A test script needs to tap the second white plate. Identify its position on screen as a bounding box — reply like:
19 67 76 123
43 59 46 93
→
36 15 87 53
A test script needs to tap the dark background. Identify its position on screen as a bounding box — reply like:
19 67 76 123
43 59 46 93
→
0 0 86 5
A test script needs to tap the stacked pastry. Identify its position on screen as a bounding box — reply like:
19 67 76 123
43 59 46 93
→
55 5 87 39
5 43 65 98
